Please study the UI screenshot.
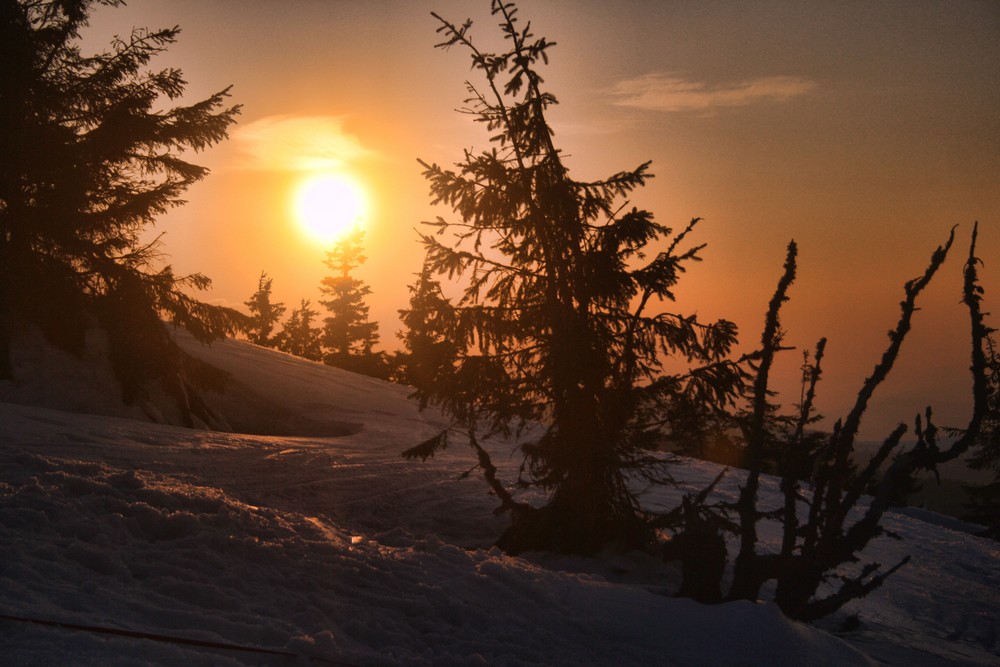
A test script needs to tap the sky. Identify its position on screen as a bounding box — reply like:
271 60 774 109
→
82 0 1000 438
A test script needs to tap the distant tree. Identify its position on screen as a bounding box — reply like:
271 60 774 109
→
0 0 245 416
403 1 742 554
395 264 460 395
276 299 322 361
318 229 383 375
244 271 285 347
964 326 1000 536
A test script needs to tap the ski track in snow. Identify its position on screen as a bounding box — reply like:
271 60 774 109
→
0 332 997 665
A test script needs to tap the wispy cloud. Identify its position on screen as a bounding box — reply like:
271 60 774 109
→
232 115 375 171
611 74 816 113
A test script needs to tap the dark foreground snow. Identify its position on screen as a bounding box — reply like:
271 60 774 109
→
0 332 997 665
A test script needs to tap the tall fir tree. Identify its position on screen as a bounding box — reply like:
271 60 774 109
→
319 229 381 371
276 299 322 361
244 271 285 348
404 1 742 553
0 0 245 413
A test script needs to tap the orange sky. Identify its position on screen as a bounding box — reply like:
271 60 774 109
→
84 0 999 439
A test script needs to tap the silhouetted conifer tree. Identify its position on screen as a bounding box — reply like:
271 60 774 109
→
276 299 322 361
0 0 245 415
396 264 460 397
244 271 285 347
964 323 1000 535
318 230 383 375
403 1 742 554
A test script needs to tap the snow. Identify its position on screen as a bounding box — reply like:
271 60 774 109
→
1 331 997 665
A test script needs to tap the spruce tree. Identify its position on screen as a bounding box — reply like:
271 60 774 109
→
405 1 742 553
396 264 460 398
276 299 322 361
0 0 245 410
244 271 285 348
318 229 381 373
964 325 1000 535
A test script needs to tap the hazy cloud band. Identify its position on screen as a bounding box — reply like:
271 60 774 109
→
611 74 816 112
232 115 374 171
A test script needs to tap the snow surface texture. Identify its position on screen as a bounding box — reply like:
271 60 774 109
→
0 331 997 665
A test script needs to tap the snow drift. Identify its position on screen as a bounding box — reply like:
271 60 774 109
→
1 331 997 665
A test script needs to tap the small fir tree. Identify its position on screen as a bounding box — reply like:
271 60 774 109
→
396 264 460 396
244 271 285 348
276 299 322 361
964 324 1000 535
318 229 381 372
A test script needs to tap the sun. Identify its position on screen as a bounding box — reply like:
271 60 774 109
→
293 172 368 245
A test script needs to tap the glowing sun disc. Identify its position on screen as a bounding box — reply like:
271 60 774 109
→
294 173 368 244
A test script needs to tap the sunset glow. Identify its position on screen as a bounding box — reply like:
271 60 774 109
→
81 0 998 439
5 2 996 662
293 173 368 245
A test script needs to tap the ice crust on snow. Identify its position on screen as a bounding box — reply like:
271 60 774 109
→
1 331 997 665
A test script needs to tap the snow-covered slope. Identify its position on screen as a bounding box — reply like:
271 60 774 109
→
1 332 997 665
